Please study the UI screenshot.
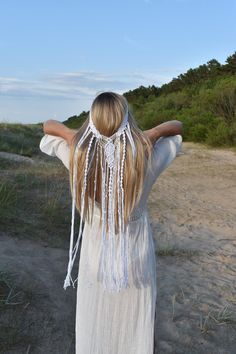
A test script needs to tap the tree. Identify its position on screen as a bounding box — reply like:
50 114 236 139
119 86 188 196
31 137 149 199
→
224 52 236 74
207 59 221 76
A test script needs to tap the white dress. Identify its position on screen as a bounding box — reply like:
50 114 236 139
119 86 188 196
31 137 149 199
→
39 133 182 354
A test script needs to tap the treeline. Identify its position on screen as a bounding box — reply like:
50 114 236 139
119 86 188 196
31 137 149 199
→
64 51 236 147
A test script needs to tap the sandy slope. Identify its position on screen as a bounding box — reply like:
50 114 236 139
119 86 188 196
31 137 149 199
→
0 141 235 353
148 142 236 354
0 232 76 353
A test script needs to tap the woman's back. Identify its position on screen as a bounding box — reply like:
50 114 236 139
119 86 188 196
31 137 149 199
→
39 132 182 230
40 132 182 203
39 88 182 354
39 130 182 354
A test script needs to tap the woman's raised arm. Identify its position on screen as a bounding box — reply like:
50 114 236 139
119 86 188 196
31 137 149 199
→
43 119 182 147
143 120 183 146
43 119 78 146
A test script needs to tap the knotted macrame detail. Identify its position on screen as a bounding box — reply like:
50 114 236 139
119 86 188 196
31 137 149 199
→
63 103 136 293
104 139 115 169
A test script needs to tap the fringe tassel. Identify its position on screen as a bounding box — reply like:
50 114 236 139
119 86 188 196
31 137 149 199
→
63 128 94 290
93 140 99 218
98 131 130 293
126 122 136 159
64 105 137 293
120 132 129 288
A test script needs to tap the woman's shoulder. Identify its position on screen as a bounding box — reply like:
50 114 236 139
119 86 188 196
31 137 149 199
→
39 134 71 170
149 134 183 180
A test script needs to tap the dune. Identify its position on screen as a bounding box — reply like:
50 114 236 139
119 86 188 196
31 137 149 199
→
149 142 236 354
0 141 235 353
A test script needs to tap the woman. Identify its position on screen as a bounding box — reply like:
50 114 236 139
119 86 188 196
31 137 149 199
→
39 91 183 354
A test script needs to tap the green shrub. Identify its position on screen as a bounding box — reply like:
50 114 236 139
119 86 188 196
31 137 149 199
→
206 121 236 147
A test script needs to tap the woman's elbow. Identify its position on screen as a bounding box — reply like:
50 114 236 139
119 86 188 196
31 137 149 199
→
43 119 53 134
174 120 183 135
43 120 48 134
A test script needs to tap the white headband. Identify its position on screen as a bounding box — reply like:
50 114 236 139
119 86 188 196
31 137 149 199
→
63 103 136 293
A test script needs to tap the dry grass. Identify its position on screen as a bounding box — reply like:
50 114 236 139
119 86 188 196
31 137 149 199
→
199 305 236 334
0 268 42 352
156 244 201 258
0 156 74 248
0 142 77 352
0 122 43 157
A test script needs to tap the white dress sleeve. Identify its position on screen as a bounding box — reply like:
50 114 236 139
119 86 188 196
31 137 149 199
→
150 134 182 181
39 134 71 170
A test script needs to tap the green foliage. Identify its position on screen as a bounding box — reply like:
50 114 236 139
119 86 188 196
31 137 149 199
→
63 110 88 128
225 52 236 74
0 123 43 156
205 121 236 146
50 51 236 148
121 53 236 147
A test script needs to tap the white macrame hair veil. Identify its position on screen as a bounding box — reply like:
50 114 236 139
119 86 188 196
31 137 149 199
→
63 93 137 293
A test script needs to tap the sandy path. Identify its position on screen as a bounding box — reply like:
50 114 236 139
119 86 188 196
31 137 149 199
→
148 142 236 354
0 141 235 353
0 232 77 353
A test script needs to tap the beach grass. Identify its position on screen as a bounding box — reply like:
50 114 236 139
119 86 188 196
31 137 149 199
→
0 155 73 248
156 244 201 258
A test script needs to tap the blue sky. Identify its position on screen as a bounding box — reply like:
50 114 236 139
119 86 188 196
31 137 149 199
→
0 0 235 124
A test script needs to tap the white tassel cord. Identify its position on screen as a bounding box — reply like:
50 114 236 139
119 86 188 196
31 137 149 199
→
117 138 123 283
99 131 130 293
108 154 115 288
92 140 99 218
63 126 94 290
71 135 95 261
120 132 129 289
100 143 108 287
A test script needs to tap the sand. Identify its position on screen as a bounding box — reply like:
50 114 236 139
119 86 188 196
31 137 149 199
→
148 142 236 354
0 141 236 353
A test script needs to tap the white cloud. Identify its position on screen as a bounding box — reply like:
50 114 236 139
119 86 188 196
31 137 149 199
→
0 69 179 101
0 69 183 123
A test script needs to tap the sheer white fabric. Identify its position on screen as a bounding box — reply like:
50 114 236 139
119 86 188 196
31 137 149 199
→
39 133 182 354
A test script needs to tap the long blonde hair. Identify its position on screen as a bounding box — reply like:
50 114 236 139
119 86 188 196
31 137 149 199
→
68 91 153 233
